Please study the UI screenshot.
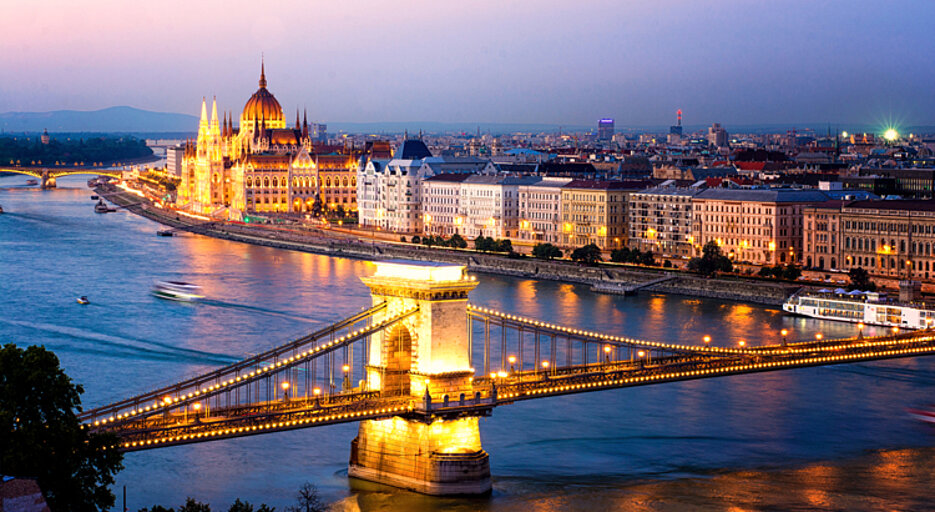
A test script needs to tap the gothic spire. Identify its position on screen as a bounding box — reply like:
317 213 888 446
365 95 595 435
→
259 55 267 88
199 97 208 127
210 96 219 129
295 109 301 130
302 109 309 139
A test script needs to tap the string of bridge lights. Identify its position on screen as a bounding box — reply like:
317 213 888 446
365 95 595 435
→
89 307 419 427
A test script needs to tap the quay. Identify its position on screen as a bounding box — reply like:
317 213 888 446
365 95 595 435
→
94 184 800 306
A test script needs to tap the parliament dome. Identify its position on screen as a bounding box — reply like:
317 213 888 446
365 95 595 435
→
241 60 285 128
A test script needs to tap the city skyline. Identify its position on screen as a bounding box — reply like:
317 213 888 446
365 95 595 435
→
2 0 933 127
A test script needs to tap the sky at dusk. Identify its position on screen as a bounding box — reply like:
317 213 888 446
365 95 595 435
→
1 0 933 128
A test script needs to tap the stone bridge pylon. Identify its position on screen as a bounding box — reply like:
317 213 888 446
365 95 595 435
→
349 260 491 495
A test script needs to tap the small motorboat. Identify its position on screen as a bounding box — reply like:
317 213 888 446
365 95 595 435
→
26 179 38 186
90 195 100 200
156 229 174 237
77 296 90 305
94 199 116 213
152 281 203 302
908 405 935 425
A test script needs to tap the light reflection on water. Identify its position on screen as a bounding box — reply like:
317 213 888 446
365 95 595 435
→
1 175 934 511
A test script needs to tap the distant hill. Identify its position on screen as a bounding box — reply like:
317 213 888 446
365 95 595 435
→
0 106 198 133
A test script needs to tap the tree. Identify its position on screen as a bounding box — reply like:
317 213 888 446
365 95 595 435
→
228 498 274 512
496 239 513 253
848 267 877 291
448 233 468 249
284 482 325 512
139 507 175 512
179 498 212 512
639 250 656 266
610 247 632 263
410 235 421 244
474 235 494 252
570 244 603 265
0 343 124 511
687 241 733 276
532 243 562 260
781 264 802 281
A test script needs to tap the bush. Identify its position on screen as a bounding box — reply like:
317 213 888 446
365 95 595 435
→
411 235 421 244
848 267 877 291
532 243 562 260
399 236 407 243
687 241 732 276
663 260 672 268
610 247 655 266
571 244 602 265
449 234 468 249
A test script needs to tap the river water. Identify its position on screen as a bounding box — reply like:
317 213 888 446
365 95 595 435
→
2 175 934 511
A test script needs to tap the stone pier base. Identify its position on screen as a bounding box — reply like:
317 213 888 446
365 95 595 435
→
348 416 491 495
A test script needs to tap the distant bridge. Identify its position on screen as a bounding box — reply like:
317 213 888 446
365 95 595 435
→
82 260 935 495
1 166 122 188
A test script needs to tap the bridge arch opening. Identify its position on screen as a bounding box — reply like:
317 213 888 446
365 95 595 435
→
382 324 413 396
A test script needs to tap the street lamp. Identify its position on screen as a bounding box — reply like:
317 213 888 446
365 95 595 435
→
541 360 550 378
892 326 900 335
857 322 865 339
703 335 712 347
781 329 788 346
192 402 202 422
604 345 612 364
815 333 823 341
342 364 351 391
281 381 290 401
738 340 746 348
508 355 516 373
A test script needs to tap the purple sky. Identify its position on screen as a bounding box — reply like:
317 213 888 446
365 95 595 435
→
2 0 932 127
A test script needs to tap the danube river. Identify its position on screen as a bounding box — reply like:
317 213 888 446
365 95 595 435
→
2 175 934 511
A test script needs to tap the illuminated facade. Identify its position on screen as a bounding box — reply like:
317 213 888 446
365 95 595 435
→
516 177 572 244
628 186 700 259
351 260 490 495
178 61 358 218
690 189 828 265
560 180 637 250
804 200 935 281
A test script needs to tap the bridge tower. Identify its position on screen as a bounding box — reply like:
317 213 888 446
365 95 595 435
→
349 260 491 495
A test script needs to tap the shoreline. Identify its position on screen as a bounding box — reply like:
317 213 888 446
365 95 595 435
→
97 185 800 306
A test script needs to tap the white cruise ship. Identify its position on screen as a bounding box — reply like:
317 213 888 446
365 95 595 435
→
783 289 935 329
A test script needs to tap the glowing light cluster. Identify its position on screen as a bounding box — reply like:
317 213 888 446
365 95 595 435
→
121 405 409 450
89 306 419 427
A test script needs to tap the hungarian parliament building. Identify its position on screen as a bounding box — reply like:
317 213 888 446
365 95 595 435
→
177 61 370 218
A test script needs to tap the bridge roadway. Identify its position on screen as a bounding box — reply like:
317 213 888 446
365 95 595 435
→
1 166 122 187
88 306 935 452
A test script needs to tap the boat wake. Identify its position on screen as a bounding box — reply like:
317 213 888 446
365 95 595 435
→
0 318 239 365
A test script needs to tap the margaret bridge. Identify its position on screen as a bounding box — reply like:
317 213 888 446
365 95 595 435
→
1 166 122 188
80 260 935 495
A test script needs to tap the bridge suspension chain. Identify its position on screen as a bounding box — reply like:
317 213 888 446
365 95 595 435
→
82 304 419 428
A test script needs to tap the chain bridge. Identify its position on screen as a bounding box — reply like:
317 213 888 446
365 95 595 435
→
81 260 935 495
1 166 122 188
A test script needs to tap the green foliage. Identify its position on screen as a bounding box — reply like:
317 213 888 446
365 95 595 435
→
610 247 656 266
848 267 877 291
663 260 673 268
179 498 212 512
399 236 407 242
448 233 468 249
687 241 733 276
0 343 124 511
532 243 563 260
473 235 512 253
570 243 603 265
758 264 802 280
0 135 152 166
411 235 421 244
227 498 274 512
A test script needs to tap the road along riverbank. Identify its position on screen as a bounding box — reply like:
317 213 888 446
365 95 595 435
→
97 185 800 305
